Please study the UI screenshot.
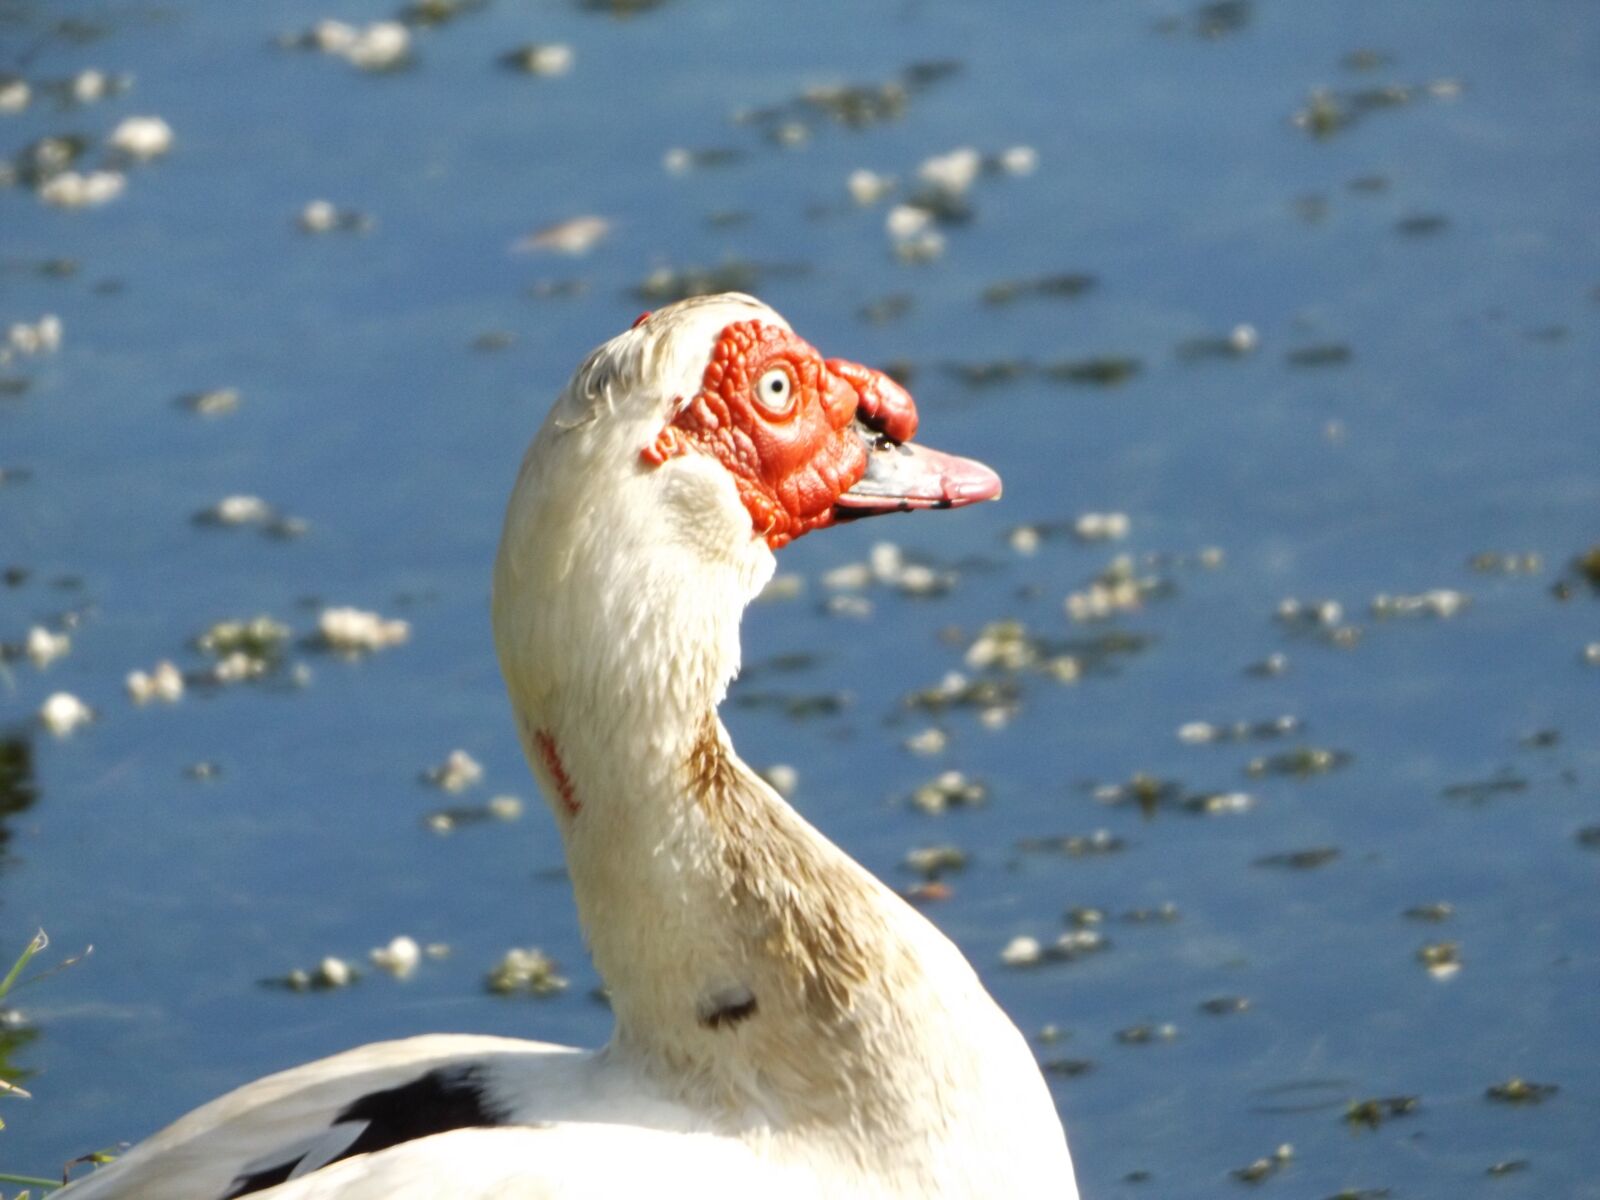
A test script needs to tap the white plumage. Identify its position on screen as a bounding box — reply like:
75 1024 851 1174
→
61 295 1077 1199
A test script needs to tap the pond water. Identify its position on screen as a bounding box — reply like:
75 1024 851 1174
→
2 0 1597 1195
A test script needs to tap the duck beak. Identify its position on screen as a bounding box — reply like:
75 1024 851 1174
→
834 422 1003 519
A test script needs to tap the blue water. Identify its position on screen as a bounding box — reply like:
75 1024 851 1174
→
2 1 1597 1195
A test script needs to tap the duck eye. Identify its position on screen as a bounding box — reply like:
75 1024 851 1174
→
753 367 794 416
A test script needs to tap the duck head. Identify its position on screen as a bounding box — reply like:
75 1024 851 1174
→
494 293 1001 749
631 298 1001 548
529 291 998 552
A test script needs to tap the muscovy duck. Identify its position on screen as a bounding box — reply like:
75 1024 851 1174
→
60 293 1077 1199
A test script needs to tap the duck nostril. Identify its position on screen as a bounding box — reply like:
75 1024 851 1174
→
827 358 918 444
857 406 895 437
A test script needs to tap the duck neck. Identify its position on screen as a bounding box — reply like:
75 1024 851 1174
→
495 491 963 1133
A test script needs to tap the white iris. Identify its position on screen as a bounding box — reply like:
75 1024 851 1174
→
754 367 792 414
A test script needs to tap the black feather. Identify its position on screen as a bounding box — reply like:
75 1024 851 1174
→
220 1066 502 1198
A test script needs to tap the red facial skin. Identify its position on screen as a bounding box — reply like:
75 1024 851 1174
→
640 320 918 549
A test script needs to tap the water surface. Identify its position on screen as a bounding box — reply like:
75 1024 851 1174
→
2 1 1597 1195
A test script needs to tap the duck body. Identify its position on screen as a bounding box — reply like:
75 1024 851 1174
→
60 295 1077 1199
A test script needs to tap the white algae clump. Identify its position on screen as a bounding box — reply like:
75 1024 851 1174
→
39 692 93 735
486 947 568 996
501 43 574 76
108 115 174 160
6 314 62 358
424 749 484 792
514 215 610 255
127 661 184 704
25 626 70 668
318 607 410 654
39 170 125 209
370 935 422 978
294 20 411 71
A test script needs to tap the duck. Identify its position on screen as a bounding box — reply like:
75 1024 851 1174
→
59 293 1078 1199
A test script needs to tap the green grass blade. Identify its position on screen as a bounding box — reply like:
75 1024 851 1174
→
0 1169 61 1187
0 931 48 1001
